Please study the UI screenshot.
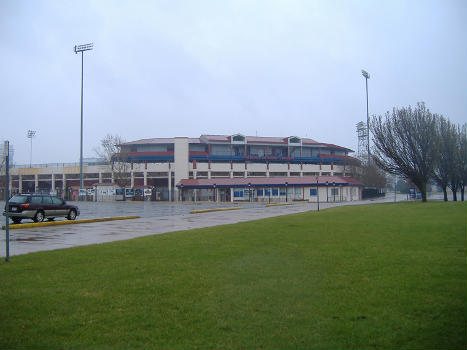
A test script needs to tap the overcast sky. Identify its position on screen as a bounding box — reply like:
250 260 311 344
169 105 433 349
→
1 0 466 164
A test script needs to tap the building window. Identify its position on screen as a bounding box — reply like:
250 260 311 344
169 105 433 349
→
257 188 264 196
247 172 267 177
331 188 339 196
310 188 317 196
272 188 279 196
211 171 230 178
234 190 244 198
270 172 287 177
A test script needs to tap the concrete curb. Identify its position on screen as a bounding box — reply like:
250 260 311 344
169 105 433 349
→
265 203 295 207
2 216 140 230
190 207 244 214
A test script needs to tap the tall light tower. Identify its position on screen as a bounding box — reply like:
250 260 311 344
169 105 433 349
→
361 69 370 164
74 43 93 198
27 130 36 168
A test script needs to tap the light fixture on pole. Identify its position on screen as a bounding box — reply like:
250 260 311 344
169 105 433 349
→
27 130 36 168
74 42 93 200
361 69 370 164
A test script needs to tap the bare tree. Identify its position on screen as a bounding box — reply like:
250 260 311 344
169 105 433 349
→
433 116 457 201
457 124 466 201
348 158 387 189
95 134 131 198
371 102 439 202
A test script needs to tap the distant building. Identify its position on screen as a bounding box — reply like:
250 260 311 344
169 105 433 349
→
4 134 363 202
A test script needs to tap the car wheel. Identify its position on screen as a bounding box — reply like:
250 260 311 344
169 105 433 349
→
67 209 77 220
33 211 45 223
12 217 22 224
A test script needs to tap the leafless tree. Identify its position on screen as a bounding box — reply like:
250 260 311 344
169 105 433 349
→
348 158 387 189
371 102 439 202
95 134 131 197
457 124 466 201
433 116 457 201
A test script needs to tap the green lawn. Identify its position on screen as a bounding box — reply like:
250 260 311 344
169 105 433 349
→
0 202 466 349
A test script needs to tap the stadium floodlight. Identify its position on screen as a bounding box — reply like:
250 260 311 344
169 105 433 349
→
74 43 94 53
27 129 36 168
74 43 93 200
361 69 370 164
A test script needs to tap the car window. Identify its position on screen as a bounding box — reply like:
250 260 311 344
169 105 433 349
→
51 197 63 205
30 196 43 204
9 195 29 204
42 196 53 204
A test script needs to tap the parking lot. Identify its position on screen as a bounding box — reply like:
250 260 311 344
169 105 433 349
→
0 194 424 258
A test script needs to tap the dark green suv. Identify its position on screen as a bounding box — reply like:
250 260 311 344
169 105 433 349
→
3 194 80 224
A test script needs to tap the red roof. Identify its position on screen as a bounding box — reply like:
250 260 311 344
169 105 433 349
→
122 135 353 152
177 176 363 188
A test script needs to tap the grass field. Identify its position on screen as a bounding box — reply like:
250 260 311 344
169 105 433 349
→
0 201 466 349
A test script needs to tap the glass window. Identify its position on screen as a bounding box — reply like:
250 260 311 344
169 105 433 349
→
42 196 53 204
31 196 43 204
331 188 339 196
265 188 270 196
257 189 263 196
310 188 317 196
234 190 244 198
272 188 279 196
51 197 63 205
280 188 286 196
9 195 29 204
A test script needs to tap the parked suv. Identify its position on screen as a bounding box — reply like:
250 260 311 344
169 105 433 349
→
3 194 80 224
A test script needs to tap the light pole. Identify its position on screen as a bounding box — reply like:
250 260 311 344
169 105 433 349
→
285 181 288 203
316 176 319 212
361 69 370 164
4 141 10 262
27 130 36 168
74 43 93 200
333 182 336 202
326 181 329 202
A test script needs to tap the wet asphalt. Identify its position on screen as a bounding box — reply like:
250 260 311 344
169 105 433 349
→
0 194 427 257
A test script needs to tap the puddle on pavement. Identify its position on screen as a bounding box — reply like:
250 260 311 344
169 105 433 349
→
15 236 53 242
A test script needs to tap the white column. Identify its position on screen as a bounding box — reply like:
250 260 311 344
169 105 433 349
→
174 137 189 202
19 174 23 193
130 172 135 188
143 171 147 186
34 174 38 192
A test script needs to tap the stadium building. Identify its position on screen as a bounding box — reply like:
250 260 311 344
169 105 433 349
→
4 134 363 202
